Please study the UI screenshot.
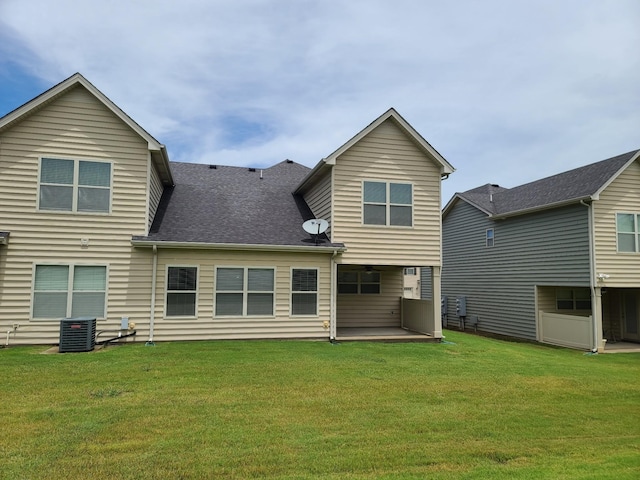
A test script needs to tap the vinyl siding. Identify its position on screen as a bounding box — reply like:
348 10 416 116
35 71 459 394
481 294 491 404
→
332 119 442 265
440 200 591 340
148 160 164 230
0 85 153 344
337 267 403 327
149 249 332 341
593 160 640 286
302 169 332 236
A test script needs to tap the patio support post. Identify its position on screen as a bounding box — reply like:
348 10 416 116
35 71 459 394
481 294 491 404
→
432 266 443 338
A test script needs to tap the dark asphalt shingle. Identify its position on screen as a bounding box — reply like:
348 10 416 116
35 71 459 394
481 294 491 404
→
136 160 341 248
457 150 639 217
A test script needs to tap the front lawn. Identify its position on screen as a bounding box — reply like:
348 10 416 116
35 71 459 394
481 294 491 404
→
1 331 638 479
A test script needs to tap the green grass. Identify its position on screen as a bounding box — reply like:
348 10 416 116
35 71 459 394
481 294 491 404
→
1 330 639 479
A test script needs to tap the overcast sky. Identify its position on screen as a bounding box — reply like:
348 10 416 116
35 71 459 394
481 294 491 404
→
1 0 638 203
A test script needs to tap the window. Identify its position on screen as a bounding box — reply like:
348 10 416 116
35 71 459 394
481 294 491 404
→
404 267 416 275
33 265 106 319
166 266 198 317
363 181 412 226
39 158 111 213
556 288 591 311
291 269 318 316
617 213 640 252
338 271 381 294
216 267 275 316
486 228 495 247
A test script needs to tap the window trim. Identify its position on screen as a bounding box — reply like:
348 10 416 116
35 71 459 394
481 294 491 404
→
486 228 495 247
37 156 113 214
214 266 276 317
290 267 319 317
338 270 382 295
362 180 413 227
165 265 199 318
616 212 640 253
31 263 108 320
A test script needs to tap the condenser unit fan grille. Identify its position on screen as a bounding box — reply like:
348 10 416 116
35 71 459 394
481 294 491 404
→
59 317 97 353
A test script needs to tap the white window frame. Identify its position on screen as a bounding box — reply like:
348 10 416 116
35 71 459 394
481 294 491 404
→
486 228 495 247
362 180 413 227
338 271 381 295
290 268 319 317
31 264 108 320
404 267 417 275
38 157 112 214
214 266 276 317
165 265 199 318
616 212 640 253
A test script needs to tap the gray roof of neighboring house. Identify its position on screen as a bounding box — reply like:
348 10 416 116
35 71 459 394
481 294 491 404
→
451 149 640 218
134 160 342 248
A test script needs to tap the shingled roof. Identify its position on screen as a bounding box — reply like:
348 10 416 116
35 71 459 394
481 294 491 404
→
447 149 640 218
133 160 343 249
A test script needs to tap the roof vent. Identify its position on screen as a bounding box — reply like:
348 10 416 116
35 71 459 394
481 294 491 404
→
209 165 217 169
248 168 256 172
286 159 293 164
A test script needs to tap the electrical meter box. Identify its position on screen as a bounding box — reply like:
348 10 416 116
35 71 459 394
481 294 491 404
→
456 296 467 317
441 296 448 315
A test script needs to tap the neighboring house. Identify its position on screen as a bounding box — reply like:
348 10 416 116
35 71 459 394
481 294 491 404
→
436 150 640 351
403 267 421 299
0 73 454 345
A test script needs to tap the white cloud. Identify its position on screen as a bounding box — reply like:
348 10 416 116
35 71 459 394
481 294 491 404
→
0 0 638 202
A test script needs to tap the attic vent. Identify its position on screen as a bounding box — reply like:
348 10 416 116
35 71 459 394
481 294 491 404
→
248 168 256 172
209 165 217 169
59 317 96 353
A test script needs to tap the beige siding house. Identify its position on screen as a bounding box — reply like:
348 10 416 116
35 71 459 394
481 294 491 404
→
1 74 454 346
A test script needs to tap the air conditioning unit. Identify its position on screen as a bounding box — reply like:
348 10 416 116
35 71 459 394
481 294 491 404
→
59 317 97 353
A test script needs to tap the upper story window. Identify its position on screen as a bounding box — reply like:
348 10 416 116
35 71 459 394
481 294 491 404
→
363 181 412 226
616 213 640 252
39 158 111 213
215 267 275 316
486 228 495 247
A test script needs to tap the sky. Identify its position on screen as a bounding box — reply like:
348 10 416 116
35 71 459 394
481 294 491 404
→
0 0 638 203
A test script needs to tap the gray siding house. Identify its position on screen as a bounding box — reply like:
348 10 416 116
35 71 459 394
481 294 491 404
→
435 150 640 352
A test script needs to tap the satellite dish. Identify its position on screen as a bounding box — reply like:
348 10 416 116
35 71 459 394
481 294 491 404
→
303 218 329 235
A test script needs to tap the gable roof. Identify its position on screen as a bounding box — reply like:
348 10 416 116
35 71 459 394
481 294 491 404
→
295 107 455 194
444 149 640 219
133 160 345 251
0 73 173 186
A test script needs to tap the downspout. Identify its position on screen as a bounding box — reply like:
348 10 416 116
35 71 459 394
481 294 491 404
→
330 249 338 342
581 200 599 353
147 245 158 346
